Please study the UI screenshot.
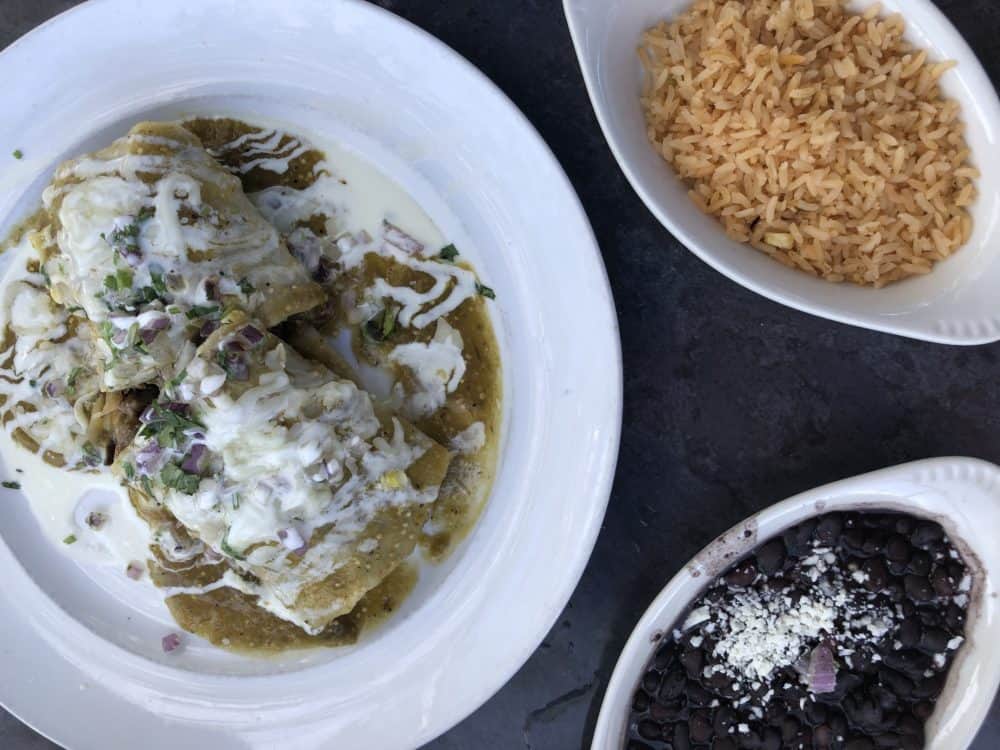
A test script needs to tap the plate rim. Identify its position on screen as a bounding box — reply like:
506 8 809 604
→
0 1 624 748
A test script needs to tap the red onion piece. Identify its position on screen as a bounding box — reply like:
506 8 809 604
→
277 527 309 555
85 511 107 530
139 405 156 424
125 561 144 580
224 338 246 352
43 380 66 398
136 440 163 474
181 444 207 475
161 633 181 653
383 221 424 255
240 325 264 345
139 316 170 345
163 402 190 417
198 319 219 341
806 643 837 694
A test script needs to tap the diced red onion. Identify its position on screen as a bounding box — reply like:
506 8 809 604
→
164 402 190 417
198 319 219 340
136 440 163 474
224 338 246 352
139 316 170 344
139 405 156 424
383 221 424 255
122 247 143 268
161 633 181 653
240 325 264 345
806 643 837 694
277 527 309 555
43 380 66 398
111 328 128 346
85 511 107 530
181 444 207 475
125 561 144 580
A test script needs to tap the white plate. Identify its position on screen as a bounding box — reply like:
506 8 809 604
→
564 0 1000 344
0 1 622 748
592 457 1000 749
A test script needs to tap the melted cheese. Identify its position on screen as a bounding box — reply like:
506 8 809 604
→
389 319 466 418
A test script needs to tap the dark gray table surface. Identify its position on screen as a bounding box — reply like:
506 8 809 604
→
3 0 1000 748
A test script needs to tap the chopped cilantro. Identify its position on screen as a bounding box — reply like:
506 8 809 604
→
66 366 83 396
150 268 168 295
439 244 459 262
186 305 219 320
1 480 20 490
139 402 204 448
475 281 496 300
12 149 23 160
122 462 136 481
364 305 399 342
81 442 102 467
28 379 37 388
140 475 154 497
63 534 77 545
238 277 255 295
160 463 201 494
137 206 155 221
232 494 241 510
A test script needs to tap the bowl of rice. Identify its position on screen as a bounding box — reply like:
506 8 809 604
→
564 0 1000 343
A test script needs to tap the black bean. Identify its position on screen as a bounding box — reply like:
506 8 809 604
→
756 538 786 575
687 682 712 706
816 515 843 544
637 720 661 741
919 627 950 653
714 706 737 735
862 557 889 591
782 716 800 742
887 558 908 576
897 618 921 648
738 729 763 749
930 567 955 597
904 575 933 602
680 647 704 679
842 527 866 554
907 551 931 577
883 650 932 680
660 669 686 700
632 689 651 712
912 673 944 700
911 522 943 548
896 713 923 737
762 727 781 750
641 669 660 694
805 700 828 726
945 604 965 630
894 516 916 535
871 686 899 713
912 701 934 720
873 734 905 748
713 738 737 750
877 667 914 698
845 739 875 750
862 531 887 557
885 534 911 562
655 644 677 670
690 710 713 743
788 518 818 551
627 741 654 750
725 560 758 588
813 724 834 746
650 700 685 723
674 721 692 750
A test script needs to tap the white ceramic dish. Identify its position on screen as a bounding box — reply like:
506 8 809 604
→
564 0 1000 344
592 457 1000 749
0 1 622 749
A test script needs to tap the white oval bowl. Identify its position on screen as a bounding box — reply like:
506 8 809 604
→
0 1 623 749
564 0 1000 344
592 457 1000 749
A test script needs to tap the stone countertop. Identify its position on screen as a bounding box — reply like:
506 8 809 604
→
1 0 999 748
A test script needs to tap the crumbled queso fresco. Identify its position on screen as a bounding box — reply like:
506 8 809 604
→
626 512 971 750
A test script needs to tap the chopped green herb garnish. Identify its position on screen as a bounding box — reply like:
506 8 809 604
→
63 534 77 545
81 442 102 467
475 281 496 300
238 277 255 295
186 305 219 320
381 304 398 339
137 206 155 221
150 268 168 295
122 462 136 481
140 475 154 497
232 494 241 510
160 463 201 494
12 149 23 160
1 480 20 490
104 268 134 292
28 379 37 388
138 402 204 448
66 366 83 396
439 244 459 262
